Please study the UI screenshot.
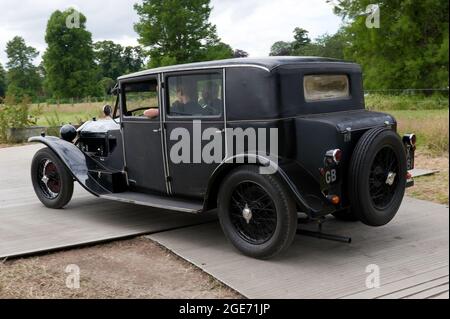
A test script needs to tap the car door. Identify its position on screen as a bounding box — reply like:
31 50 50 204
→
120 75 168 194
163 70 225 198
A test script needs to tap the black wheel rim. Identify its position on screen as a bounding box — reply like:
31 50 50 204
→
229 181 277 245
37 159 61 200
369 146 399 210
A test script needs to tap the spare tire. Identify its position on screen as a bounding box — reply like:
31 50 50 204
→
348 127 407 226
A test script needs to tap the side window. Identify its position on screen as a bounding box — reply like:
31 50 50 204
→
123 79 159 118
166 73 223 117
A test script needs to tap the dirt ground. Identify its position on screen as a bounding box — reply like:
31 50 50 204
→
406 152 449 204
0 237 241 299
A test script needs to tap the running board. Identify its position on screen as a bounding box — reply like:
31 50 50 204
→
100 192 203 213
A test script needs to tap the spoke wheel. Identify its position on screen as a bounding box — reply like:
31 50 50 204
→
348 127 407 227
37 159 61 199
369 146 399 210
31 147 74 209
229 181 277 245
217 165 297 259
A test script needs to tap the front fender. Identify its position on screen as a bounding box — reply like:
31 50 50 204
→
29 136 111 196
203 154 320 215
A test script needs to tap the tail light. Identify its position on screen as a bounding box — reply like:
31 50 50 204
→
403 134 416 147
326 149 342 165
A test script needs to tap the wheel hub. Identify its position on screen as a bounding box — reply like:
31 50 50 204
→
38 159 61 199
242 204 253 224
385 171 397 186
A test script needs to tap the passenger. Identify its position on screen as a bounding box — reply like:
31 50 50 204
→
199 82 221 114
171 82 202 115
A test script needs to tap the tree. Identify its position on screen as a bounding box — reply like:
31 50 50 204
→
94 41 125 80
292 27 311 50
5 36 41 98
269 41 293 56
203 42 234 61
333 0 449 89
134 0 227 67
0 63 6 97
122 46 145 74
233 49 249 58
43 9 99 98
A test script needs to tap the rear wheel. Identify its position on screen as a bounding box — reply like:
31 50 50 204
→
218 166 297 259
348 128 407 226
31 147 74 209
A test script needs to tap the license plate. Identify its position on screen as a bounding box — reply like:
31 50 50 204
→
324 168 338 184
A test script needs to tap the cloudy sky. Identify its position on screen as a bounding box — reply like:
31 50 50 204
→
0 0 342 67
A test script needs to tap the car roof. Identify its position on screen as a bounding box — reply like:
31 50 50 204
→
118 56 355 80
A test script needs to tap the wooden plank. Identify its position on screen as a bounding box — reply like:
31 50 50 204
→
148 196 449 299
406 284 449 299
0 145 215 259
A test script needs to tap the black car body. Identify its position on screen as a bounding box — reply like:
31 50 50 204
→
29 57 416 258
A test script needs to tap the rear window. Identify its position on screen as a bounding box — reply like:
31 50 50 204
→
303 75 350 102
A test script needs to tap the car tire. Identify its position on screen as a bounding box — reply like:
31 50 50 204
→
348 127 407 226
332 208 359 222
217 165 297 259
31 147 74 209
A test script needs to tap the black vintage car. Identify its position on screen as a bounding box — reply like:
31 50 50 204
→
29 57 415 259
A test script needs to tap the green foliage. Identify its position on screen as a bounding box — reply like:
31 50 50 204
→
203 42 234 61
333 0 449 90
44 111 62 136
98 77 116 95
0 95 35 141
269 28 345 59
292 28 311 51
134 0 232 67
93 41 145 80
0 63 6 97
5 37 42 98
365 93 449 111
43 9 99 99
270 41 293 56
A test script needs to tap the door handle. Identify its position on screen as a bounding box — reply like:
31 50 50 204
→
153 128 161 133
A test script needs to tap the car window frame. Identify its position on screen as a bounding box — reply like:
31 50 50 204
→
121 75 161 121
163 69 224 121
302 72 353 104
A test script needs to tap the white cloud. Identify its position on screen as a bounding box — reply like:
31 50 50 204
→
0 0 342 67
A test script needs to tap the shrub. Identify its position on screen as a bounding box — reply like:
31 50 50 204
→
0 95 36 142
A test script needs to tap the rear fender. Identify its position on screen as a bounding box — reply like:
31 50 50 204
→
203 154 318 215
29 136 112 196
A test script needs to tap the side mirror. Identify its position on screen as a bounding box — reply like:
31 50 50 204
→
103 104 112 117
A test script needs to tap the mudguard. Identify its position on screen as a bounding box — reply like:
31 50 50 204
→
204 154 334 216
28 136 114 196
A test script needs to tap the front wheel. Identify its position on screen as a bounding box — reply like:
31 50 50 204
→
31 147 74 209
217 166 298 259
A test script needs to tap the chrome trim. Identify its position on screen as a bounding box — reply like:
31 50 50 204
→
118 83 129 184
160 72 172 194
223 68 229 159
118 64 270 80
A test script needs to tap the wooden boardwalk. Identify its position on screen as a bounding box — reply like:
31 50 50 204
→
148 197 449 299
1 145 448 299
0 145 214 259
